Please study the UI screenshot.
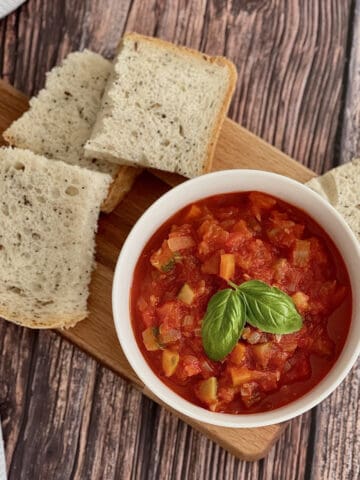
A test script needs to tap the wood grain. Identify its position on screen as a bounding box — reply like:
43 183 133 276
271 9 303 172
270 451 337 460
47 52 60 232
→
309 2 360 479
0 77 298 460
0 0 357 478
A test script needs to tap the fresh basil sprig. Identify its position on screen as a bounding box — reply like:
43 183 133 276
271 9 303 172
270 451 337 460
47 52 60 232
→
238 280 303 334
201 289 245 361
201 279 302 361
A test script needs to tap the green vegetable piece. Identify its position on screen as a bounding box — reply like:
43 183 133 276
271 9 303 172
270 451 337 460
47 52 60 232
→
177 283 195 304
201 289 245 361
160 252 182 273
161 258 175 272
238 280 302 334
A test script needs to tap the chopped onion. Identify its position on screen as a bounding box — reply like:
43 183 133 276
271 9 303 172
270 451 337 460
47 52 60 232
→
168 236 195 252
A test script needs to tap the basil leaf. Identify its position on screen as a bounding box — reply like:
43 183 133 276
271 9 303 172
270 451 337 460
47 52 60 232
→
239 280 302 334
201 289 245 361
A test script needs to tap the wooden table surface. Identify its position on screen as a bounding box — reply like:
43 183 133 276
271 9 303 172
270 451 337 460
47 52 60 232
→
0 1 359 478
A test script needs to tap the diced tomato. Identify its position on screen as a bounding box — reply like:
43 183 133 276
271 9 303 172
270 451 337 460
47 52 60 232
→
252 343 276 368
273 258 289 282
177 355 202 380
278 329 303 352
197 220 229 257
157 300 186 328
292 291 310 313
141 308 157 327
218 385 236 403
291 239 311 267
240 382 263 408
201 253 220 274
158 323 181 344
309 237 328 264
226 220 253 250
229 366 279 392
249 192 276 220
267 211 304 247
281 352 311 384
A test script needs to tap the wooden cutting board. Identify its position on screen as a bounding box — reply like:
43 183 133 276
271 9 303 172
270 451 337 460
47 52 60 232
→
0 79 316 461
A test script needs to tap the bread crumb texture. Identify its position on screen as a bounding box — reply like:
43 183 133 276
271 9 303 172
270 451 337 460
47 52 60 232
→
3 50 119 177
0 147 111 329
85 34 237 177
306 158 360 240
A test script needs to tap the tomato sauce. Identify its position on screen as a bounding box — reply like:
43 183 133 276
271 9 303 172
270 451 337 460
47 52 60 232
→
130 192 352 413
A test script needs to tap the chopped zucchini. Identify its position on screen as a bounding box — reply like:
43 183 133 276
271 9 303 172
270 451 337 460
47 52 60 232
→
177 283 195 305
161 258 175 272
195 377 218 404
142 327 161 351
252 343 273 368
162 349 180 377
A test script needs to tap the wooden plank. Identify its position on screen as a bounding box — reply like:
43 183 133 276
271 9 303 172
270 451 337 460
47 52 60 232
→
0 0 353 476
310 1 360 479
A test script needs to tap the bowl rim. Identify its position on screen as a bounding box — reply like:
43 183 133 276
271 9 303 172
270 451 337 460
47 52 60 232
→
112 169 360 428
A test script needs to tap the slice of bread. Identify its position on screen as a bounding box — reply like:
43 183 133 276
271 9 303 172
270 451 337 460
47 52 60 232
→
0 147 111 329
85 33 237 178
3 50 139 213
306 159 360 240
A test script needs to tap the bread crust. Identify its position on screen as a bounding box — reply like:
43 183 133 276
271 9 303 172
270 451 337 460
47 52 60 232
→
0 306 87 329
101 165 142 212
121 32 238 175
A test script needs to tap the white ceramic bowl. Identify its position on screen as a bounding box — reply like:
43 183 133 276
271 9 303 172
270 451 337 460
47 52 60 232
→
112 170 360 428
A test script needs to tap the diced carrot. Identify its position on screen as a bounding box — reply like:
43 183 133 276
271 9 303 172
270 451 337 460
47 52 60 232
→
230 343 247 365
185 204 202 220
229 366 279 390
219 253 235 280
162 349 180 377
229 367 256 386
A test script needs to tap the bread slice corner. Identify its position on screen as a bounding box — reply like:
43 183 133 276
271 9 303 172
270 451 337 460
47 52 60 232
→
2 50 139 213
0 146 111 329
306 158 360 241
85 33 237 178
